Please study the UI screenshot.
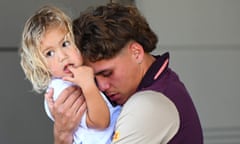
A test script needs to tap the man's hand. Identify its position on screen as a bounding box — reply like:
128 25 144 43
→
45 86 86 144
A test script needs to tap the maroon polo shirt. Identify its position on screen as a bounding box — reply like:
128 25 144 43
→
137 52 203 144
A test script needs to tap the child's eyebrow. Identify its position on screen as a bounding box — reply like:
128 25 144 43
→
58 32 71 46
41 31 71 53
40 46 51 55
63 32 70 41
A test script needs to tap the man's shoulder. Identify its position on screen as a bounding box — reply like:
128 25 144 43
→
123 90 179 117
126 90 174 107
115 90 180 144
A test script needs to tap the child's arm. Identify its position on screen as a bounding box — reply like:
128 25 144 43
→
63 66 110 129
82 81 110 129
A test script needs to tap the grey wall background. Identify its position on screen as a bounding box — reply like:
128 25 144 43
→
0 0 239 144
137 1 240 143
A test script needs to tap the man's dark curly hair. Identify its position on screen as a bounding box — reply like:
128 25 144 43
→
73 3 158 62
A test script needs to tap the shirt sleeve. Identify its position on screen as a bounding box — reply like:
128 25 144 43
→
112 90 180 144
44 79 75 121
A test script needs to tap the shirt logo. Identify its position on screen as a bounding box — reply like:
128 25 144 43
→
112 131 120 142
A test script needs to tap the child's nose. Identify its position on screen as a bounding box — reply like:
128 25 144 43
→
58 50 68 62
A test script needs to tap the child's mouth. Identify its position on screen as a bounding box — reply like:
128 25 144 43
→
64 64 73 73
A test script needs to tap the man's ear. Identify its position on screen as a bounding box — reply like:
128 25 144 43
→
129 42 144 64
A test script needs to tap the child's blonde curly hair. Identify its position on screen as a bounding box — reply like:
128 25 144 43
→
20 5 74 93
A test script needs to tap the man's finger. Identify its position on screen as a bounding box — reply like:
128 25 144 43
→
44 88 54 111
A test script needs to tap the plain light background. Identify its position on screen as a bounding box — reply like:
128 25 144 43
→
137 1 240 143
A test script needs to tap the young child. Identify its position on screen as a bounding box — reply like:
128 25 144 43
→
20 5 121 144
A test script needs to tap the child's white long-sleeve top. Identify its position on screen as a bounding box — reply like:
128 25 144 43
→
44 78 121 144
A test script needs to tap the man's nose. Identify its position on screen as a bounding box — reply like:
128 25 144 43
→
96 77 110 92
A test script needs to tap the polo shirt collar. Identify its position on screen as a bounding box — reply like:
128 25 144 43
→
137 52 169 91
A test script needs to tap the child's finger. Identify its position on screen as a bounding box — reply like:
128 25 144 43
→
62 76 74 83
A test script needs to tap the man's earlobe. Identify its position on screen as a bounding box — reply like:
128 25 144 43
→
129 42 144 63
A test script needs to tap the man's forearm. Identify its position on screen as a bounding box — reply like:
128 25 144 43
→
53 125 73 144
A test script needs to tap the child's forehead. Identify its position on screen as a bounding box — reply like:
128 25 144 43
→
46 23 67 32
43 24 70 39
39 25 71 48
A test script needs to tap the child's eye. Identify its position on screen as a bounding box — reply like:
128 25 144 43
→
62 41 71 47
46 50 54 57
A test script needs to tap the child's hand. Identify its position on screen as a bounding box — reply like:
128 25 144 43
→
63 66 95 89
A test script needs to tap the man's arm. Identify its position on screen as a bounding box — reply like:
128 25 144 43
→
112 90 180 144
45 86 86 144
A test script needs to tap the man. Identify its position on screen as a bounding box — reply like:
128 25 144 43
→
45 3 203 144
